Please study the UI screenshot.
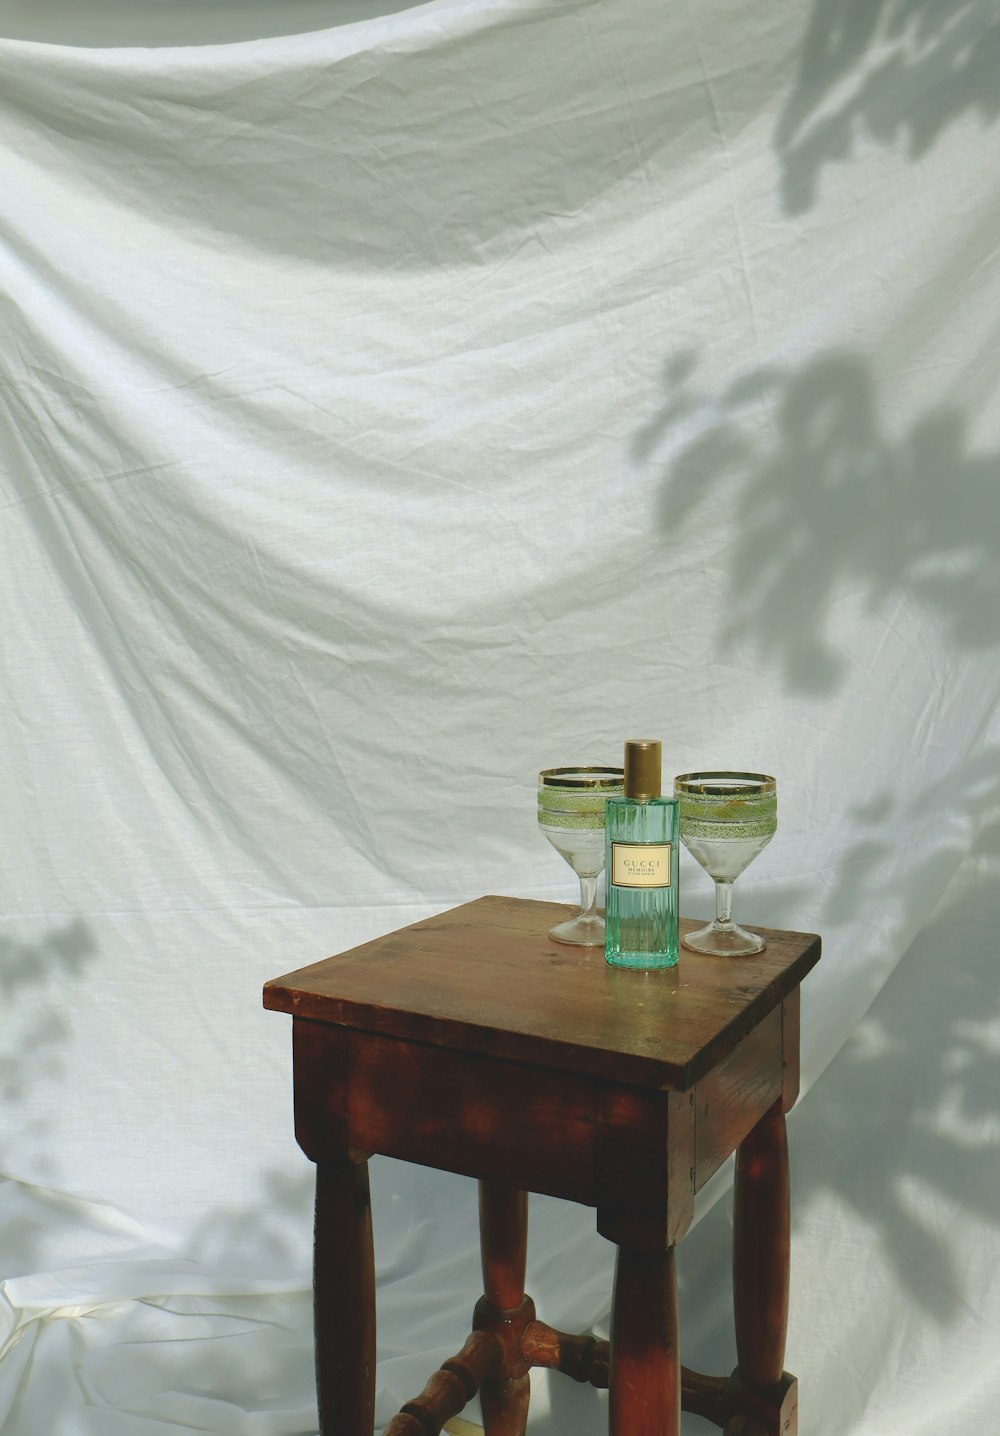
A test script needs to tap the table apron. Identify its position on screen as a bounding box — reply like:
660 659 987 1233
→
292 1007 795 1247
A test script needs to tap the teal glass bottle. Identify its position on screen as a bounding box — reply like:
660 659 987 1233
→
605 739 679 969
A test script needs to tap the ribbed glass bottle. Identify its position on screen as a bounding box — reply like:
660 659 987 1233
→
604 740 679 969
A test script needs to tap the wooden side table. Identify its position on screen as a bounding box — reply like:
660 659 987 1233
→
263 895 820 1436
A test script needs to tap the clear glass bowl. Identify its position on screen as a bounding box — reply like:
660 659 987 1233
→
674 771 777 956
538 766 624 946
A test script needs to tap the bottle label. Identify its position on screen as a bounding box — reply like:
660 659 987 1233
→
611 842 672 888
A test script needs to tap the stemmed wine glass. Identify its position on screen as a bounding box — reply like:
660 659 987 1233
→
538 767 624 946
673 772 777 956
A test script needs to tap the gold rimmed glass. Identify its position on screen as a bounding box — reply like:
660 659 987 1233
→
538 766 624 946
674 772 777 956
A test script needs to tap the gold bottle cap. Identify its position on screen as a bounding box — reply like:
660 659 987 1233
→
624 739 662 800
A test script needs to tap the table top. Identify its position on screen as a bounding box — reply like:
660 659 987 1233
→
263 895 821 1090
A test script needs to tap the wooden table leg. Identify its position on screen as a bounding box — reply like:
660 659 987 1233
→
477 1180 531 1436
314 1155 376 1436
733 1098 790 1390
609 1245 680 1435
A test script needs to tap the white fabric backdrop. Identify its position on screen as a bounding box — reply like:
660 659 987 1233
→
2 1 999 1431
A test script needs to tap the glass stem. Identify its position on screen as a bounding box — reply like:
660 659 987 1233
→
714 879 734 928
579 874 598 920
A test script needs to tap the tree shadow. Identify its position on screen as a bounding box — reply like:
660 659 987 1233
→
671 758 1000 1431
641 340 1000 1330
0 919 97 1176
793 879 1000 1321
186 1163 316 1278
0 918 99 1277
182 1158 496 1434
795 745 1000 1309
774 0 1000 213
642 347 1000 695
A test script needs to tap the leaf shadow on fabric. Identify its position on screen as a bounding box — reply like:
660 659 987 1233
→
651 756 1000 1436
774 0 1000 214
792 746 1000 1301
635 344 1000 1336
0 919 96 1269
179 1158 491 1433
0 918 96 1170
186 1164 316 1277
642 347 1000 696
674 820 1000 1423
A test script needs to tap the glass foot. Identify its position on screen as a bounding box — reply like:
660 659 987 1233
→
549 913 606 947
682 920 766 957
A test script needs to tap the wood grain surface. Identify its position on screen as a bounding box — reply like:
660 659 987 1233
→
264 895 820 1091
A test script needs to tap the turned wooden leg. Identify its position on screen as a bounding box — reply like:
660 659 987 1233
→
314 1155 376 1436
385 1330 502 1436
609 1245 680 1435
477 1180 531 1436
733 1099 790 1390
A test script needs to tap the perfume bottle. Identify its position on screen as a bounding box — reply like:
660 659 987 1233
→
605 738 679 969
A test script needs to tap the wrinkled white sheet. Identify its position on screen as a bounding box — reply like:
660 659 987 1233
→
2 0 999 1431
